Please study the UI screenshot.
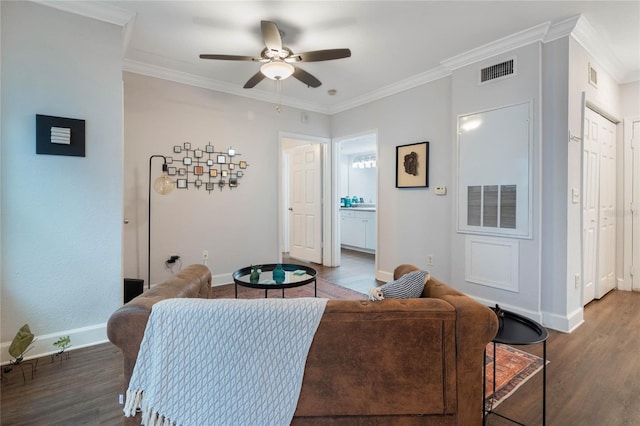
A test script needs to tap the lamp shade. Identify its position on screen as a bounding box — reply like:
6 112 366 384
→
154 165 175 195
260 60 294 80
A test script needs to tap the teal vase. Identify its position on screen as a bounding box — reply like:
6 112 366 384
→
250 266 261 283
273 264 285 283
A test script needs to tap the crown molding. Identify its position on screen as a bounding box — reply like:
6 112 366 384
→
570 15 626 83
544 15 580 43
441 21 550 71
39 0 633 112
32 0 136 27
328 66 451 114
33 0 137 52
123 59 330 114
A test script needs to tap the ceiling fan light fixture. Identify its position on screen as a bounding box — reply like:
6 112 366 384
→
260 60 294 80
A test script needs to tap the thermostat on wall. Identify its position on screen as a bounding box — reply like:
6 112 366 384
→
435 186 447 195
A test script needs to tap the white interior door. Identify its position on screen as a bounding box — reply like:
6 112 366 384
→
596 113 616 298
632 121 640 291
583 112 599 305
583 107 617 305
289 144 322 263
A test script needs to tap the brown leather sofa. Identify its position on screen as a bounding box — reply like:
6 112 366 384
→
108 263 498 425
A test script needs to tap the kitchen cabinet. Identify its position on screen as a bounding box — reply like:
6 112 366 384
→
340 209 375 252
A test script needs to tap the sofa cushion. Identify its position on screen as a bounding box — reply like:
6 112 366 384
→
369 270 428 300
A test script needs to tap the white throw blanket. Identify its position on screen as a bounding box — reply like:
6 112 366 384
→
124 297 328 426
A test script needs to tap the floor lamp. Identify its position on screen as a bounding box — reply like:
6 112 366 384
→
148 155 175 289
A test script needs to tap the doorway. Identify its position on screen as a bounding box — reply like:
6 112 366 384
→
582 106 618 305
336 133 378 268
633 119 640 291
279 131 379 289
624 117 640 291
280 133 330 265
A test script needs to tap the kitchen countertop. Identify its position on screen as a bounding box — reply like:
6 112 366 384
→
340 207 376 212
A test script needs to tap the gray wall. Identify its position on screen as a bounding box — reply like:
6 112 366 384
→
123 72 332 286
332 78 453 280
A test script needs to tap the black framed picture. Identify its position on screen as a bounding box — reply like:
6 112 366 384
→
396 141 429 188
36 114 85 157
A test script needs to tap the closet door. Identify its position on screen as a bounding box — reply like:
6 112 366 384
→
582 107 617 305
583 110 600 305
596 112 617 298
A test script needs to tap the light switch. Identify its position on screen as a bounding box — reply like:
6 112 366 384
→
571 188 580 204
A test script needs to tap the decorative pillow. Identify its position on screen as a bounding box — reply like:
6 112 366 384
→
368 270 430 301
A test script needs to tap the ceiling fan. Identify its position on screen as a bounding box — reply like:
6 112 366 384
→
199 20 351 89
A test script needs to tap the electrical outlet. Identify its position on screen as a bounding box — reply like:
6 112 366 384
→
119 394 124 405
427 255 434 266
203 250 209 260
574 274 580 289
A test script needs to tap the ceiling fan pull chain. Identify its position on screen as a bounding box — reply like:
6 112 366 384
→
276 79 282 113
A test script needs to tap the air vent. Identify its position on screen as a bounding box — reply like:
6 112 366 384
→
480 58 515 84
588 63 598 87
467 185 517 229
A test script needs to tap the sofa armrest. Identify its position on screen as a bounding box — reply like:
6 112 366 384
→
393 264 499 426
107 264 211 396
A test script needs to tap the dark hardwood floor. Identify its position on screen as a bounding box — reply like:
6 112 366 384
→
2 251 639 425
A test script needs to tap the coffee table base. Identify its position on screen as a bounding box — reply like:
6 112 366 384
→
234 280 317 298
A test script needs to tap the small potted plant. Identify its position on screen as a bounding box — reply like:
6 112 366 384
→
51 335 71 363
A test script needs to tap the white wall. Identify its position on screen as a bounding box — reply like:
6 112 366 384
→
540 35 630 332
332 78 453 281
620 82 640 117
540 37 573 330
123 72 331 286
564 37 623 323
1 2 124 361
450 43 543 319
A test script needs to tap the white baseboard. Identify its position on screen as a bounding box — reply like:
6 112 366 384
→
542 307 584 333
376 269 393 282
469 296 544 325
618 277 631 291
1 323 108 365
211 272 233 287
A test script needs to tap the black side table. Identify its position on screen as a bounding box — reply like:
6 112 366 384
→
483 306 549 426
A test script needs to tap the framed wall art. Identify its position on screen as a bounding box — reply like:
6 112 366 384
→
156 143 248 192
36 114 86 157
396 141 429 188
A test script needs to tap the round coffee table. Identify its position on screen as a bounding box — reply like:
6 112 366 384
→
232 264 317 298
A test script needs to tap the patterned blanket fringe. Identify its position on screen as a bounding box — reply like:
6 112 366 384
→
141 405 175 426
123 389 142 417
124 389 175 426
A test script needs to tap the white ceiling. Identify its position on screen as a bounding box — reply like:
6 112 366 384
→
43 1 640 114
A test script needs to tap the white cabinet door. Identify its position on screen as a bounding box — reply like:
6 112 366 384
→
364 214 376 250
341 210 375 251
341 215 366 247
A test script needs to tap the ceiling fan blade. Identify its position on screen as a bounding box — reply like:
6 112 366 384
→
261 20 283 53
243 71 266 89
292 67 321 88
290 48 352 62
199 54 257 61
